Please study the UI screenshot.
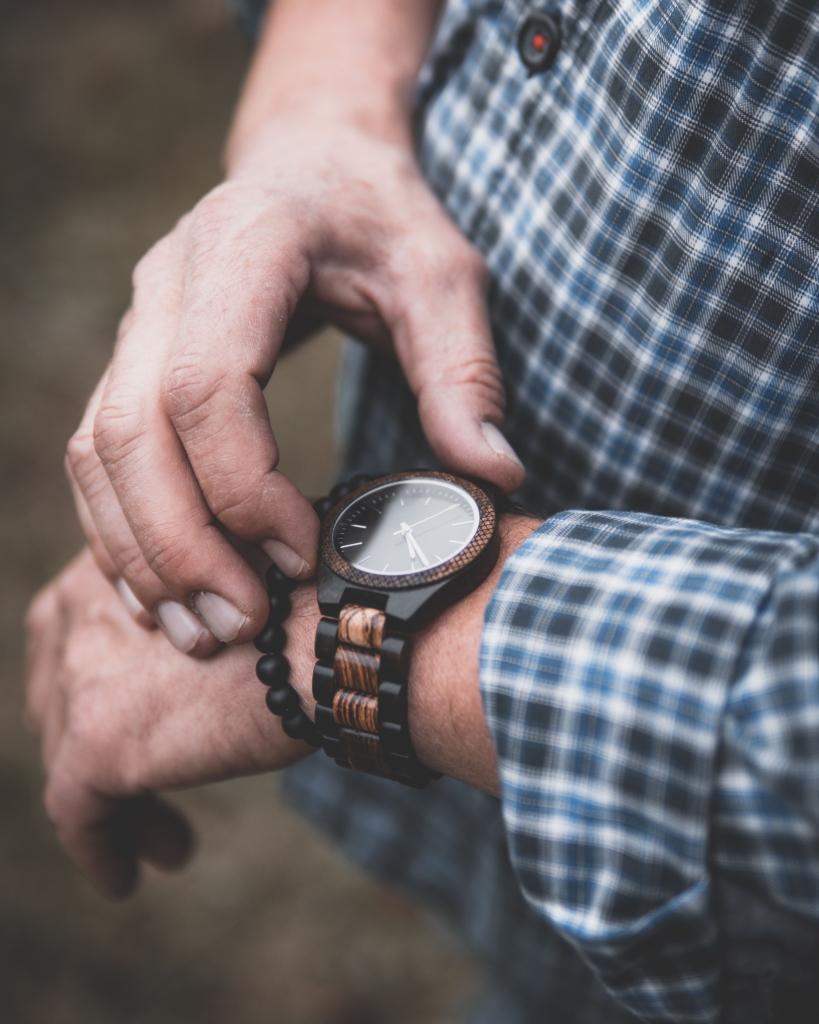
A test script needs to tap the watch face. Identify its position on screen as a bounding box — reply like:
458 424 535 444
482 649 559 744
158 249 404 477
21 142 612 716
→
332 477 481 577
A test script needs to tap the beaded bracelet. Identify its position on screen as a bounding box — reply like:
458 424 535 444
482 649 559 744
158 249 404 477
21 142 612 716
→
253 474 373 745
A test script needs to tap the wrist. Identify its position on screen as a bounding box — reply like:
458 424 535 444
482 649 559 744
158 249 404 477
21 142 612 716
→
286 580 323 713
226 0 440 170
226 103 414 183
286 513 541 793
408 514 542 794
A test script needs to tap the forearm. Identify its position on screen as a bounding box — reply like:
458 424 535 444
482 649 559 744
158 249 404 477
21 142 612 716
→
226 0 443 167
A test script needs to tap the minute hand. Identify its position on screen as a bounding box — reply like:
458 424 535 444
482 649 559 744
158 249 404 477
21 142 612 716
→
392 504 458 535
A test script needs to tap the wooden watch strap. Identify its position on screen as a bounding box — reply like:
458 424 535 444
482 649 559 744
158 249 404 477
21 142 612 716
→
312 605 440 788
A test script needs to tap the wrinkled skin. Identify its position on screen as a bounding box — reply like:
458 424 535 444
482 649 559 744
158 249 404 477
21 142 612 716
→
24 550 317 897
64 114 524 655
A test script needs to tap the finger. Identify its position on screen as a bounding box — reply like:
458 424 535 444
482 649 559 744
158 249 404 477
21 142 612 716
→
24 582 68 735
68 385 218 655
65 458 157 630
65 453 119 582
44 770 193 897
66 370 120 582
390 233 525 495
44 775 140 898
163 190 319 579
130 794 195 872
93 228 278 646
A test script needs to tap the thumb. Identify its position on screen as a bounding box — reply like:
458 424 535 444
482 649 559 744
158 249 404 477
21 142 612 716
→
392 252 525 495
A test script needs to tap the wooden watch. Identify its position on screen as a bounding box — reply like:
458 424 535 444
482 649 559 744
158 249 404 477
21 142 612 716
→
310 470 500 787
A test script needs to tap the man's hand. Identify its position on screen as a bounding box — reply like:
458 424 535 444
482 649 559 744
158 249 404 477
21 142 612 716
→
24 549 318 898
65 0 524 656
26 517 538 896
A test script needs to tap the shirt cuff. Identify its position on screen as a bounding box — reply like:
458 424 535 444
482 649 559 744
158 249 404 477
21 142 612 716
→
479 510 818 1023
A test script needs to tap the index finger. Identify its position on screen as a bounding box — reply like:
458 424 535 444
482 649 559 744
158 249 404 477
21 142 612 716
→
163 188 319 577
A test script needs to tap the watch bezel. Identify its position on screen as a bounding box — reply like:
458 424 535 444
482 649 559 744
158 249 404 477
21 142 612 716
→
321 470 496 591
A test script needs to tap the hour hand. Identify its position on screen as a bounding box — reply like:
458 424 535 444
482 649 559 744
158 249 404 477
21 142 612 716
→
401 524 429 567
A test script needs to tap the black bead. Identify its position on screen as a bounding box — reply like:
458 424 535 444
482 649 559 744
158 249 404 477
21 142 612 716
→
253 621 287 653
328 481 353 504
265 684 299 717
256 652 290 688
265 563 298 595
313 497 333 521
267 591 291 622
348 473 372 490
281 708 312 740
517 12 561 74
314 617 338 661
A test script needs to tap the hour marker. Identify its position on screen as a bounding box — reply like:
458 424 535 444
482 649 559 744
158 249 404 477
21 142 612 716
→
351 523 367 529
341 542 362 548
434 554 442 563
382 562 389 572
371 505 382 514
424 497 430 505
448 539 463 544
355 556 371 567
400 496 404 506
450 520 473 526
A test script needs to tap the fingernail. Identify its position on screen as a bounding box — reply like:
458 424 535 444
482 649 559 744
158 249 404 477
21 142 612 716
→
115 578 145 619
480 421 524 470
192 592 247 643
155 601 210 653
261 539 311 579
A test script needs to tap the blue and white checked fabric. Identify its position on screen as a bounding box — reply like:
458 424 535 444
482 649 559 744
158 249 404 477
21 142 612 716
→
482 512 819 1019
232 0 819 1020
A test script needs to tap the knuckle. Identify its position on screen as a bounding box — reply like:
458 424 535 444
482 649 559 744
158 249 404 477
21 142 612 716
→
116 543 153 586
93 392 146 469
162 357 228 426
208 486 264 535
142 528 198 582
422 351 505 413
460 353 506 402
65 428 97 481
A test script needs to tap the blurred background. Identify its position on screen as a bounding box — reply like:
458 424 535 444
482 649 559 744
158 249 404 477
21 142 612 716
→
0 1 478 1020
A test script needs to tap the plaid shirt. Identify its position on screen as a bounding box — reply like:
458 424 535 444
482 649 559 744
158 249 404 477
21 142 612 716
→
234 1 819 1020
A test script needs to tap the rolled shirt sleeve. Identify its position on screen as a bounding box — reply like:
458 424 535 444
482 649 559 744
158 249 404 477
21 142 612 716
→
480 511 819 1023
